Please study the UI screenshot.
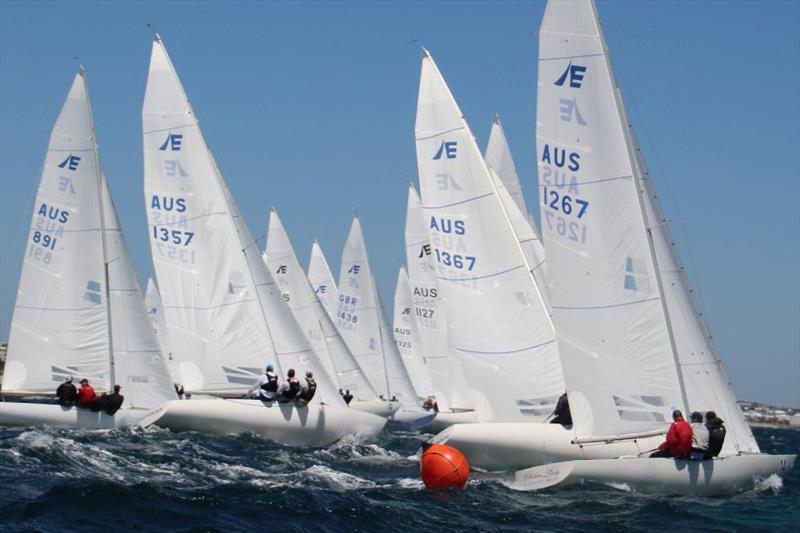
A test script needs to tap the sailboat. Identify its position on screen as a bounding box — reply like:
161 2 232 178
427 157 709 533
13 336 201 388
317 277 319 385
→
512 0 795 495
336 216 429 424
0 69 175 428
141 34 385 446
416 49 568 455
305 240 392 416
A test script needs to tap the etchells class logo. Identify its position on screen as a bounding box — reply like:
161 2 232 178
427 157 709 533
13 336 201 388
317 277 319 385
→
159 132 183 151
57 154 81 171
433 141 457 160
554 62 587 88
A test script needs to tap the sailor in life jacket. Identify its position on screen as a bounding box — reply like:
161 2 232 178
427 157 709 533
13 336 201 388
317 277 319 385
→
250 363 279 400
422 396 439 413
277 368 301 402
295 371 317 406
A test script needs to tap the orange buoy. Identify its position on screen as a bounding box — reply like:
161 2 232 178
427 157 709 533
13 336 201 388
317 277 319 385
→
420 443 470 489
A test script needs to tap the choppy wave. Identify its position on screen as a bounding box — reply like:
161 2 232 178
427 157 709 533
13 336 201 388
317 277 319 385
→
0 425 797 531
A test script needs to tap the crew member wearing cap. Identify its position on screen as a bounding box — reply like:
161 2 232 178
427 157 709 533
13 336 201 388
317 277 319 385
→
277 369 300 402
55 376 78 407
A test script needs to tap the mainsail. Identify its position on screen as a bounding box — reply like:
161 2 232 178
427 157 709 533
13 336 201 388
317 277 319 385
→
392 266 434 398
538 0 687 439
485 115 531 222
4 72 109 393
415 51 564 422
142 35 339 403
305 241 378 401
337 217 419 404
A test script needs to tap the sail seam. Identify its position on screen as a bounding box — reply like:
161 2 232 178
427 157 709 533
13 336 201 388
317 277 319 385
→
415 126 465 141
437 263 525 282
456 338 556 356
423 191 493 210
552 296 661 311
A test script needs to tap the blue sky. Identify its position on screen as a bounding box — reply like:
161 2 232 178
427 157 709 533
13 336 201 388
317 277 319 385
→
1 1 798 407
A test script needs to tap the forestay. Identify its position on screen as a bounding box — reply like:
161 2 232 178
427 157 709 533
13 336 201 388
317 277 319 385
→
415 51 564 422
4 72 110 394
392 266 434 398
143 36 338 402
265 210 372 402
537 0 685 439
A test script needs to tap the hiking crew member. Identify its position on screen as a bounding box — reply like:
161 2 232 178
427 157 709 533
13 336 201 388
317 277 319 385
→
104 385 124 415
689 411 709 460
550 391 572 425
56 376 78 407
651 409 692 459
295 371 317 405
704 411 727 459
343 390 354 405
278 369 301 402
76 378 97 408
250 363 279 400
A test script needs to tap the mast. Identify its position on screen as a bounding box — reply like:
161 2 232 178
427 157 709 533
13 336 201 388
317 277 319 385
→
82 66 116 389
591 0 689 412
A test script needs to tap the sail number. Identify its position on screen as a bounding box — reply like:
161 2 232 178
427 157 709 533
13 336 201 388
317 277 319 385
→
31 231 57 250
152 226 195 246
542 186 589 218
434 249 476 271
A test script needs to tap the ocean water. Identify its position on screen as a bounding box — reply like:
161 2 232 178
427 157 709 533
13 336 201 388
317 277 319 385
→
0 424 797 532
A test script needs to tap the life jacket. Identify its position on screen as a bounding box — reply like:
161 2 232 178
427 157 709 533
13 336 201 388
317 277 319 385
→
282 378 300 400
104 393 124 415
297 378 316 402
261 371 278 393
56 383 77 404
705 422 726 458
343 393 354 405
77 384 96 406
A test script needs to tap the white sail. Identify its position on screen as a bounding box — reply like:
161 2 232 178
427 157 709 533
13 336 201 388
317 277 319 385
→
403 183 465 410
415 51 564 422
265 209 338 382
485 115 531 222
142 36 340 404
490 168 549 305
100 175 175 409
307 241 339 316
628 117 759 454
144 277 179 383
305 241 378 401
537 0 685 439
337 217 419 404
4 72 109 394
392 266 434 398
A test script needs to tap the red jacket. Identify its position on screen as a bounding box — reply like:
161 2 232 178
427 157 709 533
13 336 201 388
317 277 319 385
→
659 418 692 458
77 384 96 406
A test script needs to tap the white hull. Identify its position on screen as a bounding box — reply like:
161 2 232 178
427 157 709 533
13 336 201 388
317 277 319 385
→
349 399 400 418
0 402 158 429
431 422 663 471
424 410 478 433
514 454 796 496
155 399 386 447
